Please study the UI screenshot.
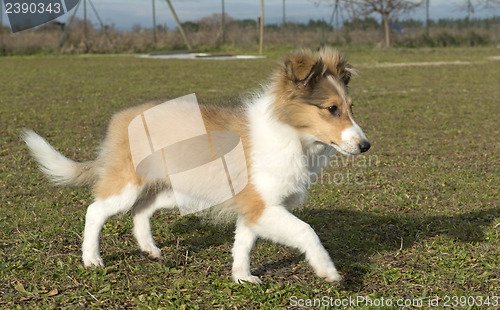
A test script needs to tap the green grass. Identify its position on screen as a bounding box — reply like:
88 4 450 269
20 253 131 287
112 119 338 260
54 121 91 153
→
1 47 499 309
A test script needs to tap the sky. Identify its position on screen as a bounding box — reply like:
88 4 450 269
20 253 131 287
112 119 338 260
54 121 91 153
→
2 0 500 32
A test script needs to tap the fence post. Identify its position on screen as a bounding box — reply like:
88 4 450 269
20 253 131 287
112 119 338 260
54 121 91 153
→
152 0 157 45
165 0 192 51
259 0 264 55
221 0 225 44
496 24 499 48
83 0 87 45
0 1 3 52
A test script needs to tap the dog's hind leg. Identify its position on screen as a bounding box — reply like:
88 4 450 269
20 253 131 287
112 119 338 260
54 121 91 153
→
82 183 142 267
249 205 341 282
132 189 177 259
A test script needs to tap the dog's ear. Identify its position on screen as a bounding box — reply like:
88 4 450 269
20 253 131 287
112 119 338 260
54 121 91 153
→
317 47 354 86
340 64 354 86
284 53 325 88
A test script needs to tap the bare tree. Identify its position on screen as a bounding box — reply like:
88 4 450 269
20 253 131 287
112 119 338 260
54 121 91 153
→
352 0 423 47
459 0 500 44
315 0 423 47
483 0 500 6
314 0 357 22
464 0 500 9
460 0 500 17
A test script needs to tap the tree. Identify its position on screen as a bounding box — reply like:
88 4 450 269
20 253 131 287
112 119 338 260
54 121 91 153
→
460 0 500 19
460 0 500 45
315 0 423 47
351 0 423 47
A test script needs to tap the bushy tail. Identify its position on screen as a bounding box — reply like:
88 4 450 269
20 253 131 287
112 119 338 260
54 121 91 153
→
22 129 98 186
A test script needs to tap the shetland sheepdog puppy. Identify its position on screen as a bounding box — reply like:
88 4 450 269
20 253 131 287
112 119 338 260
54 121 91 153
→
23 47 370 284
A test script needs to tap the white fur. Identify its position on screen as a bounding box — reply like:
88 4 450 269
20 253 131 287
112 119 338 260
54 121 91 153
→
338 124 368 155
22 129 81 185
251 206 340 282
246 94 311 206
82 186 178 267
232 216 260 283
82 184 143 267
132 190 177 258
232 92 342 282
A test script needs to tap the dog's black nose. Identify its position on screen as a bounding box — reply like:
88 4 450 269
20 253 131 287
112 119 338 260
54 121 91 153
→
359 141 371 153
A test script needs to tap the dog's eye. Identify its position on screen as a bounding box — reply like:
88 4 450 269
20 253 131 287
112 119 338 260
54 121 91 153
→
328 105 338 115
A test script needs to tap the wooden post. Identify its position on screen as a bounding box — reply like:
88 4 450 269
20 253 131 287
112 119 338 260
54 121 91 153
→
59 0 82 48
0 2 3 50
152 0 157 44
282 0 285 26
221 0 225 44
259 0 264 55
425 0 430 34
496 24 499 48
467 0 472 46
83 0 87 44
165 0 192 51
88 0 112 43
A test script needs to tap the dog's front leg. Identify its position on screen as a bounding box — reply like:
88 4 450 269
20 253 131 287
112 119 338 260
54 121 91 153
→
232 216 261 284
250 205 341 282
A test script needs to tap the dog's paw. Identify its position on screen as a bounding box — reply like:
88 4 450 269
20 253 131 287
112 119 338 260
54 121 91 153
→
142 245 162 259
317 267 342 282
83 255 105 268
324 270 342 282
233 274 262 284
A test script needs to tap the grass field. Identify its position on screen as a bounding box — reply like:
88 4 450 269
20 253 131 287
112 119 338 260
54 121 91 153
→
0 47 499 309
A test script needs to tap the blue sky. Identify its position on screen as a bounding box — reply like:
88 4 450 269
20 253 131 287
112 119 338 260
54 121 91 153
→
2 0 500 31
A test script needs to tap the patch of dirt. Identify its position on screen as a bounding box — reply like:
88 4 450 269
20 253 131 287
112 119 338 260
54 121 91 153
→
360 60 472 68
360 55 500 68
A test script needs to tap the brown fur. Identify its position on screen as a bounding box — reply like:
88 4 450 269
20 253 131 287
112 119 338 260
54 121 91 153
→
93 103 157 198
235 182 265 225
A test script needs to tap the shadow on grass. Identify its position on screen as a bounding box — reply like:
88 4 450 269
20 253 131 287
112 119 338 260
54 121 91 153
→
159 207 499 289
304 207 500 289
168 216 234 249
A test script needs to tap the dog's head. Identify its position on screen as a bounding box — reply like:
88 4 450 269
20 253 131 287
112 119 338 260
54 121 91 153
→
272 47 370 155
